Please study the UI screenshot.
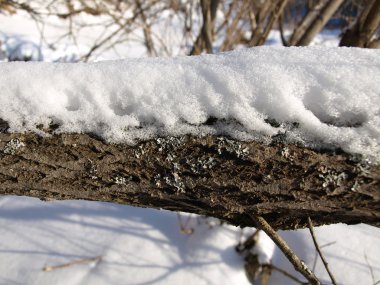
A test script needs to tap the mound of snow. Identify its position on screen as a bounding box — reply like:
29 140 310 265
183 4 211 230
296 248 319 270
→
0 46 379 160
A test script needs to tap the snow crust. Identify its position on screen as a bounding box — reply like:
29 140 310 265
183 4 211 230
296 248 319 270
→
0 46 379 159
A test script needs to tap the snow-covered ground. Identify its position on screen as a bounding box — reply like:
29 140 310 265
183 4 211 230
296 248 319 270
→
1 8 380 285
1 197 379 285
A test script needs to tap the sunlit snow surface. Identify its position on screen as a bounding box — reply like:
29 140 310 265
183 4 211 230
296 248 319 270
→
1 47 379 161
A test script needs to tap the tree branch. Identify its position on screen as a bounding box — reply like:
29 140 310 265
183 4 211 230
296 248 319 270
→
1 132 379 230
308 217 338 285
271 264 308 284
42 256 102 272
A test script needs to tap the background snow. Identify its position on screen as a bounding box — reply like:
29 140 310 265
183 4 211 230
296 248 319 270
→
1 197 379 285
1 47 379 161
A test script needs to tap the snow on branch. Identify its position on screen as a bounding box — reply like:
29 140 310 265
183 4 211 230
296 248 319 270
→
0 46 379 161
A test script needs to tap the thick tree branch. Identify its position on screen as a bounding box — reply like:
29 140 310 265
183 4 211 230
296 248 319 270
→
288 0 329 46
0 132 379 230
190 0 220 55
295 0 344 46
340 0 380 48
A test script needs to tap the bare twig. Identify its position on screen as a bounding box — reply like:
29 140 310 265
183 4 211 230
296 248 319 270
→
320 241 337 248
312 241 336 271
220 0 248 51
256 0 289 46
278 13 289 46
42 256 102 272
190 0 220 55
250 215 321 285
177 213 194 234
236 229 260 253
134 0 157 56
1 0 40 15
271 264 308 285
308 217 337 285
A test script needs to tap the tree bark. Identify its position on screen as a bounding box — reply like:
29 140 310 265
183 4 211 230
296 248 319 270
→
0 132 379 230
295 0 344 46
367 37 380 48
288 0 329 46
220 0 248 52
339 0 380 48
135 0 157 56
190 0 220 55
249 0 288 47
255 0 289 46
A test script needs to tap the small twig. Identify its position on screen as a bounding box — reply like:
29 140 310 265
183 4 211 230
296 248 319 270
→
42 256 102 272
308 217 337 285
250 215 321 285
312 241 336 271
320 241 337 248
177 213 194 234
271 264 308 285
236 229 260 253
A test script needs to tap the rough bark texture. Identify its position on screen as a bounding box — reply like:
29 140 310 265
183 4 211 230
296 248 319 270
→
0 132 379 230
295 0 344 46
288 0 329 46
248 0 273 46
190 0 220 55
339 0 380 48
255 0 288 46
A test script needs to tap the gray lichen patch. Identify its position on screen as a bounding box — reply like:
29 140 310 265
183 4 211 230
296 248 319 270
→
148 136 190 193
216 137 249 159
318 167 348 189
153 172 186 193
351 179 361 192
156 136 186 153
165 153 177 163
114 175 133 185
280 146 297 162
3 138 25 155
165 172 186 193
133 145 145 159
186 157 217 174
84 159 98 180
281 146 290 158
350 158 375 192
280 146 292 159
354 160 373 177
153 173 162 187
